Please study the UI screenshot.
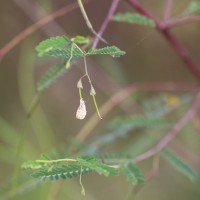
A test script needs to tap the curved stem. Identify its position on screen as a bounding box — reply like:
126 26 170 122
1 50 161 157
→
77 0 106 43
11 92 43 196
133 92 200 163
92 95 102 119
92 0 120 48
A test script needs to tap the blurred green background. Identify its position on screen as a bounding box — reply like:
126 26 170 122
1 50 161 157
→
0 0 200 200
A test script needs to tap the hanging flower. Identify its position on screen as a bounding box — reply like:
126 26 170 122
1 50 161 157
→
76 98 87 120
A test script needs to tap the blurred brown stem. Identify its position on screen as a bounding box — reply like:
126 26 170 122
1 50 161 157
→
126 0 200 81
0 0 90 63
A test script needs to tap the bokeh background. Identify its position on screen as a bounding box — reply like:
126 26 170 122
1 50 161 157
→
0 0 200 200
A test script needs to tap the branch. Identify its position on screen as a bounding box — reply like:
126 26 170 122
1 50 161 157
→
92 0 120 48
165 16 200 28
163 0 173 21
134 91 200 163
0 0 90 63
126 0 200 81
75 82 199 142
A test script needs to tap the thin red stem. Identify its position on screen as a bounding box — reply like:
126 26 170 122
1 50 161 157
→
0 0 90 63
163 0 173 21
134 91 200 163
92 0 120 48
126 0 200 81
165 16 200 28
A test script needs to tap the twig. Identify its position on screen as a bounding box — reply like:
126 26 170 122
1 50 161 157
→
75 82 199 142
92 0 120 48
77 0 106 43
133 91 200 163
165 16 200 28
0 0 90 63
163 0 173 21
126 0 200 81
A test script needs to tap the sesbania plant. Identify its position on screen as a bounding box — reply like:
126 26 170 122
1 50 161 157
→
36 35 125 119
17 0 200 198
22 154 144 195
23 27 128 195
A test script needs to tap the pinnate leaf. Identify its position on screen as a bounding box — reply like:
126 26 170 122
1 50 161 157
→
77 157 119 176
37 62 68 91
22 160 45 170
161 149 199 182
87 46 125 57
120 162 145 185
72 36 90 44
113 12 155 27
36 35 71 56
31 164 92 181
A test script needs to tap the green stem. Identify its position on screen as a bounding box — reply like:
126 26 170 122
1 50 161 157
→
11 92 43 197
79 166 86 196
79 88 83 99
36 158 77 164
77 0 93 30
77 0 106 43
92 95 102 119
66 43 75 69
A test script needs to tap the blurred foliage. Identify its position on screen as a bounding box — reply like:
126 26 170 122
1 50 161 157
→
0 0 200 200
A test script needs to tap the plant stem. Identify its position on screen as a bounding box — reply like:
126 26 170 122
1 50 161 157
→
66 43 75 69
77 0 106 43
92 0 120 48
12 92 42 197
79 88 83 99
36 158 77 164
92 95 102 119
161 29 200 80
126 0 200 81
165 16 200 28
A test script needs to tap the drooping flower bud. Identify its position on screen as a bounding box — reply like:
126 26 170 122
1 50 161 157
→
90 86 96 96
76 99 87 120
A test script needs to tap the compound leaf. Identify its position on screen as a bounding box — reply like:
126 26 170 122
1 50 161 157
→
36 35 71 57
77 157 119 176
87 46 125 58
120 162 145 185
113 12 155 27
31 164 92 181
37 62 68 91
161 149 199 182
72 36 90 44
